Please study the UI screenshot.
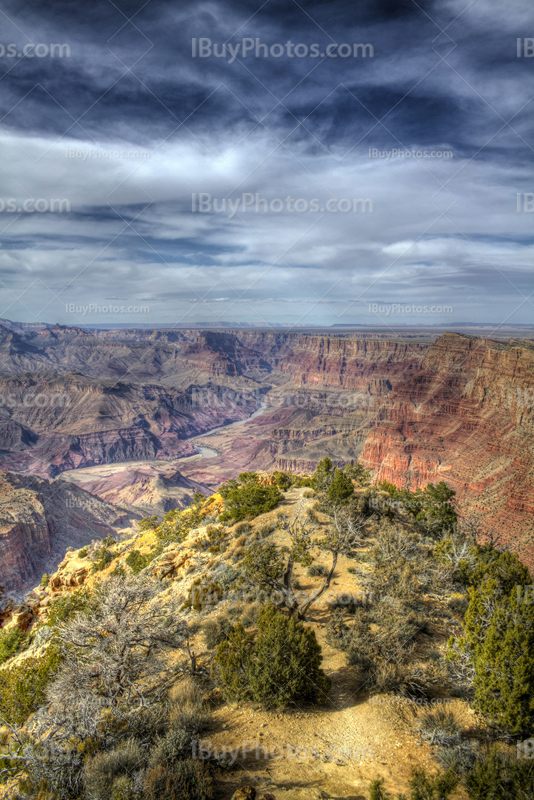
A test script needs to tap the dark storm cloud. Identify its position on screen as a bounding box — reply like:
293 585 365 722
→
0 0 533 326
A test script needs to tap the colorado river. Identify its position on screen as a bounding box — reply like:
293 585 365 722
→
59 402 268 482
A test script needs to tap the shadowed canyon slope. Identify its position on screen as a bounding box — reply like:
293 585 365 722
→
0 470 138 593
1 323 534 560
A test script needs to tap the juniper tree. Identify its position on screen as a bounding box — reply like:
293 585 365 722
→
327 468 354 504
212 604 330 708
241 502 366 619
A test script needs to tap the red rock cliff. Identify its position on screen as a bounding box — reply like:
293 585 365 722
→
361 333 534 558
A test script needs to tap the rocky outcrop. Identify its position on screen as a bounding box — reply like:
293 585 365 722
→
361 334 534 557
0 471 138 593
70 464 211 515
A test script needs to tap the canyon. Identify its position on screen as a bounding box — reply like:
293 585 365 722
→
1 320 534 588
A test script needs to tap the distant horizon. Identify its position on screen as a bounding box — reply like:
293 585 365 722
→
3 316 534 334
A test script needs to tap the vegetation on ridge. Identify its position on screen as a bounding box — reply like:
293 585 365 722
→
0 459 533 799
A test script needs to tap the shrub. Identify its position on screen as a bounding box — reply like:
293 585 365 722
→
184 578 223 613
149 726 194 769
462 547 530 593
240 601 262 627
0 643 61 724
256 522 276 538
407 767 458 799
436 742 479 774
46 587 93 627
448 594 469 615
219 475 282 523
213 605 331 708
211 622 254 703
308 563 329 577
0 627 27 665
40 573 49 587
143 761 212 800
216 564 240 591
415 708 461 745
202 615 234 650
469 581 534 735
234 522 251 535
83 739 147 800
271 470 295 490
327 468 354 504
464 747 534 799
312 456 333 491
249 605 331 707
169 679 210 735
368 778 394 799
125 549 154 574
77 547 88 558
91 544 117 573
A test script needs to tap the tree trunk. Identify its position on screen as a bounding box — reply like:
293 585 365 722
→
297 552 338 619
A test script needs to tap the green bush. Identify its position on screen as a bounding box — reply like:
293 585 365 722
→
46 587 93 627
0 627 27 665
368 751 534 799
407 767 458 799
465 747 534 799
271 470 295 490
219 474 282 523
312 456 333 491
461 547 530 593
77 547 88 558
91 545 117 573
211 622 254 703
0 643 61 724
470 580 534 735
327 468 354 503
125 549 155 574
213 605 331 708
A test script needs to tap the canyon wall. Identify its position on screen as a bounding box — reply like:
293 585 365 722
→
0 471 137 593
2 323 534 560
361 333 534 556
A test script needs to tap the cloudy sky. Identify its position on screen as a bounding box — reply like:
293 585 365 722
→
0 0 533 328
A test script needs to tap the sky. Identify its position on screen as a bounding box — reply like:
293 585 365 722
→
0 0 533 329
